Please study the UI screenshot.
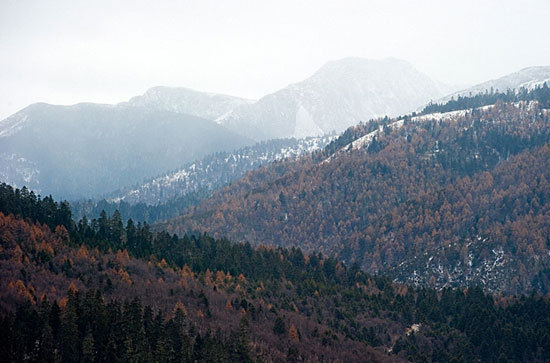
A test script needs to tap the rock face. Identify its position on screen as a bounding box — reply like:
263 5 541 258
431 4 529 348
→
0 103 251 199
218 57 453 140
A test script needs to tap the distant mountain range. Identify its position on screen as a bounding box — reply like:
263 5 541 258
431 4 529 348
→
0 103 251 199
121 58 457 141
2 58 549 201
126 64 550 142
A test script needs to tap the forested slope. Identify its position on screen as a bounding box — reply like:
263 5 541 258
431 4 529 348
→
164 97 550 293
1 184 550 361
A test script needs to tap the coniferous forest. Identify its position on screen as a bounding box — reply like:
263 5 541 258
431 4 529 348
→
1 176 550 361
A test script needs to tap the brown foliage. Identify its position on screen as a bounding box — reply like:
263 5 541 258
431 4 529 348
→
164 102 550 292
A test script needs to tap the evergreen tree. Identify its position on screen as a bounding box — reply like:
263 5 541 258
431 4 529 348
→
81 329 96 363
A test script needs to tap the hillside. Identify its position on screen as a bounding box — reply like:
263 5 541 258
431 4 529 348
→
108 135 334 206
219 58 454 140
1 184 549 362
68 136 333 224
0 103 251 200
163 96 550 294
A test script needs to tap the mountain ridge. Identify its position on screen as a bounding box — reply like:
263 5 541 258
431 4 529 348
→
122 85 255 122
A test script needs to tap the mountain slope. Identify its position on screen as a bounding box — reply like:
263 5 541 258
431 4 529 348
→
439 66 550 103
163 98 550 294
122 86 254 121
219 57 453 140
108 135 334 206
0 103 252 199
1 183 549 362
68 136 334 225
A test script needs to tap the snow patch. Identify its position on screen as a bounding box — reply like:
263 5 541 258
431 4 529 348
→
294 105 323 138
0 113 28 137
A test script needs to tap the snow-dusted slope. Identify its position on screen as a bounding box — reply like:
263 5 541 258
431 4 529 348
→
109 135 334 205
219 58 454 140
438 66 550 103
321 104 511 165
122 86 255 122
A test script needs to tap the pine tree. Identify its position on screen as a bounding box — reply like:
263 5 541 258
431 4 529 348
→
287 345 300 362
37 324 55 362
81 329 96 363
273 316 285 335
60 305 80 363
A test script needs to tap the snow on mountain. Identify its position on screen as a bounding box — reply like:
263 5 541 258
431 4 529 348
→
0 153 40 189
0 111 30 138
218 57 454 141
438 66 550 103
122 86 255 122
321 102 526 165
109 135 334 206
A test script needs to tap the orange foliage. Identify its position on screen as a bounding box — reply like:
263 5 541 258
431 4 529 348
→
118 268 132 285
289 324 299 342
173 301 188 316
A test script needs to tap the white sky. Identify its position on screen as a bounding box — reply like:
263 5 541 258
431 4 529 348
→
1 0 549 120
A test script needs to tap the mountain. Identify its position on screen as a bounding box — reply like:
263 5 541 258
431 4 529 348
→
0 103 252 200
122 86 255 121
108 135 334 206
1 183 549 362
218 57 454 140
162 91 550 294
439 66 550 103
68 136 334 225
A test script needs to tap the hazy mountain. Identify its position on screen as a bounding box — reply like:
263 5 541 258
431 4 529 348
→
218 57 454 140
108 135 334 206
0 103 251 199
122 86 255 121
438 66 550 103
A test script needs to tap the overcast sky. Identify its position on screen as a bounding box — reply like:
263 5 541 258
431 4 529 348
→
1 0 549 120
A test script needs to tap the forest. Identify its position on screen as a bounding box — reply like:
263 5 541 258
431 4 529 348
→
164 99 550 293
1 183 550 361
